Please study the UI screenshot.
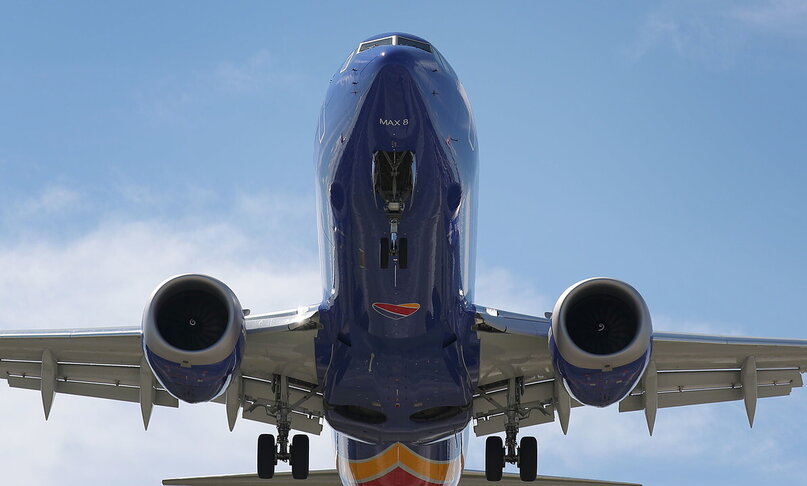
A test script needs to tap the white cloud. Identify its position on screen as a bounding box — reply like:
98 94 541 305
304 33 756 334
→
0 195 805 485
631 8 739 67
215 50 273 92
7 186 83 220
468 267 807 484
474 266 552 316
0 194 325 485
729 0 807 38
136 48 307 124
629 1 807 67
652 313 748 335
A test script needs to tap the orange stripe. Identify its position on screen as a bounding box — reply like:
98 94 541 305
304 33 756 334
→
398 444 458 480
347 444 401 480
345 443 462 483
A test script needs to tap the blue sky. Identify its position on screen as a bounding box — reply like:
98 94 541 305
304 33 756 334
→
1 2 806 485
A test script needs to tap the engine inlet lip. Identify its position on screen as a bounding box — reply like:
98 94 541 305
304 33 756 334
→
143 274 244 365
553 277 653 370
152 278 233 347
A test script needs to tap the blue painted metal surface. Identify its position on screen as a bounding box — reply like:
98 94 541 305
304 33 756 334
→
312 33 480 444
145 332 245 403
549 334 650 407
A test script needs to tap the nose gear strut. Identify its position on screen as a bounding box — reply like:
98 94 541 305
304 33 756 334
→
374 150 414 271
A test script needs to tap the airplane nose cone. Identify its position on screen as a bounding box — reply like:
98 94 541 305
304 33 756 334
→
367 46 428 80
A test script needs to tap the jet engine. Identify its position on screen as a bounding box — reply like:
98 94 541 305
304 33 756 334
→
549 278 652 407
142 274 246 403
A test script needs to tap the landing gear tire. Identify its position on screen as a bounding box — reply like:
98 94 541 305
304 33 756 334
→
257 434 276 479
291 434 310 480
518 436 537 482
485 436 504 481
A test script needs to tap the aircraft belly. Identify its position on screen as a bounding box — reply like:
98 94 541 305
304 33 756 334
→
314 60 479 443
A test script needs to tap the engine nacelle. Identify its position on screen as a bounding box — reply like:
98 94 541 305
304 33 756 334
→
142 274 246 403
549 278 652 407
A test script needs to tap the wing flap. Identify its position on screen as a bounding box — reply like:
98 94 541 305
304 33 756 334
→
651 368 803 391
0 360 143 386
620 381 793 412
0 328 179 422
7 375 179 407
242 407 322 434
474 408 555 436
617 333 807 423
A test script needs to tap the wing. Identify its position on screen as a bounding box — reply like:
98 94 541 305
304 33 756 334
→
619 332 807 433
0 305 323 433
472 305 566 436
163 470 641 486
471 305 807 436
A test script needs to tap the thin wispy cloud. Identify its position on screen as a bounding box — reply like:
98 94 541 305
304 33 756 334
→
137 48 307 124
630 0 807 66
7 186 83 219
215 50 274 92
729 0 807 38
0 193 325 484
467 267 807 484
0 194 805 485
630 7 739 67
474 266 552 316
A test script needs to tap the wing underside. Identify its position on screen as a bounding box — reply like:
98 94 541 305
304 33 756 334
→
0 306 324 433
472 305 807 436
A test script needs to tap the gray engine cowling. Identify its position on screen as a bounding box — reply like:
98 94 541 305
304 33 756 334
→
549 277 652 407
142 274 246 403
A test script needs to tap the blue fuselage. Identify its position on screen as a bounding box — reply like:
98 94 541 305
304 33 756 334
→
313 34 480 445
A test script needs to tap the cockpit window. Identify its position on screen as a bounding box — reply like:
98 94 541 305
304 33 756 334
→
396 36 432 53
359 36 394 52
357 35 433 54
339 50 354 73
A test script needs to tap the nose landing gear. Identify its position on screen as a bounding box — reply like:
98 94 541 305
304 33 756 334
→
374 150 413 274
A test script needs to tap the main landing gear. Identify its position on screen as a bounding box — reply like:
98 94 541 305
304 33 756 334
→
257 433 309 480
256 374 310 480
485 436 537 482
484 378 538 482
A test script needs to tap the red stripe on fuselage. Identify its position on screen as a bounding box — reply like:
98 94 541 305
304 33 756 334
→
361 466 445 486
372 303 420 317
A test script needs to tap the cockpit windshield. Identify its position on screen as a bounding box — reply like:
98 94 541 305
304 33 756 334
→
358 35 432 54
396 36 432 53
358 36 394 52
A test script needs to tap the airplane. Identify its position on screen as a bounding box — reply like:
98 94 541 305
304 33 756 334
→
1 32 806 486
